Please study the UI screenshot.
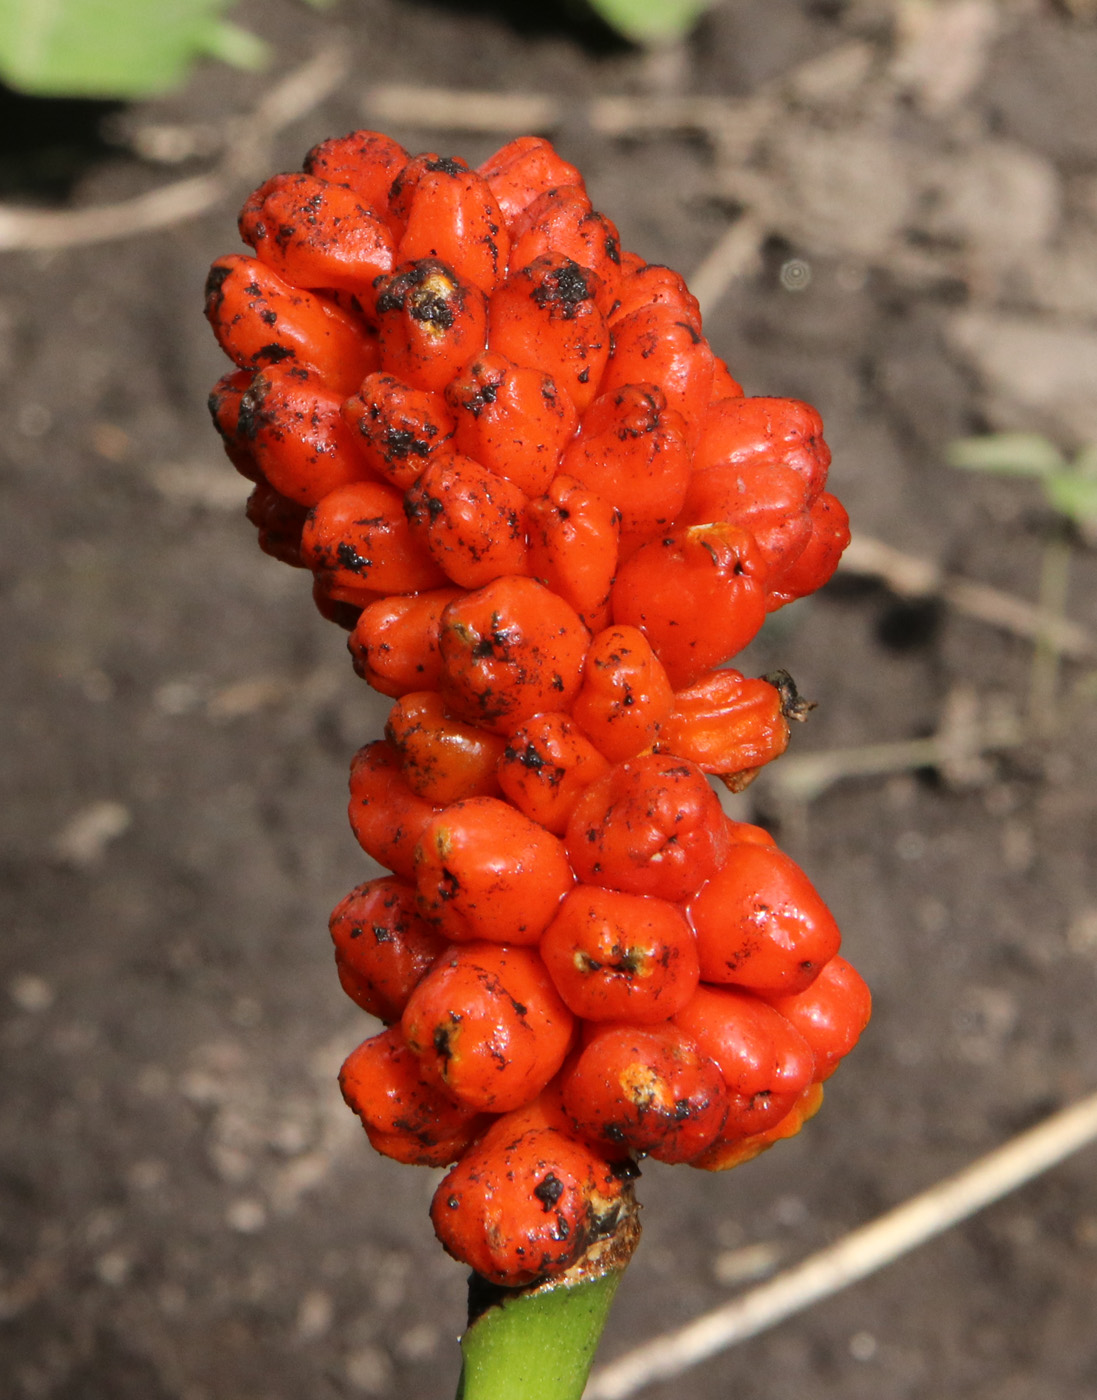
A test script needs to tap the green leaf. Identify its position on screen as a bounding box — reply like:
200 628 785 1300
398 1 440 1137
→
946 432 1066 478
1044 473 1097 525
0 0 267 99
586 0 715 45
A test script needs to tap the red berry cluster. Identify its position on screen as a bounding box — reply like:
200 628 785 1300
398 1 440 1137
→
205 131 868 1288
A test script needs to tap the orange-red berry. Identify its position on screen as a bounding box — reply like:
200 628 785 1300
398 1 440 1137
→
540 885 699 1022
329 876 448 1022
413 796 573 944
562 1023 727 1162
340 1026 489 1167
496 712 612 836
438 576 591 735
402 942 574 1113
687 844 842 995
565 753 732 903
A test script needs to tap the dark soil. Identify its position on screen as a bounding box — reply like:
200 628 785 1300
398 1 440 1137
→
2 2 1096 1398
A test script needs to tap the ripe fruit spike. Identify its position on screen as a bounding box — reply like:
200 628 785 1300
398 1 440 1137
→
205 129 864 1287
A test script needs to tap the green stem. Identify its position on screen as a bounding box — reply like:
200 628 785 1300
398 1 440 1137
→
456 1202 641 1400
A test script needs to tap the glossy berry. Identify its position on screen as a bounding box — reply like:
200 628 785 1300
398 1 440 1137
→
445 351 578 497
673 984 816 1139
396 163 510 295
239 363 373 505
301 479 447 596
760 955 871 1081
374 259 488 393
204 254 378 395
611 523 768 688
687 843 842 995
404 452 530 588
347 739 442 882
340 1026 489 1166
561 384 691 557
488 254 609 413
526 474 620 634
496 712 612 836
478 136 584 231
540 885 699 1022
413 796 573 944
695 395 831 503
386 691 507 804
571 624 675 763
656 669 790 782
329 875 448 1023
565 753 732 903
303 129 409 213
431 1110 628 1286
342 373 456 490
402 941 574 1113
689 1081 824 1172
562 1023 728 1162
239 172 396 304
438 576 590 734
348 587 461 697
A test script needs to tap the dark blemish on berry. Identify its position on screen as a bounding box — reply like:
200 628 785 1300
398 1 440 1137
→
508 742 545 772
259 309 278 326
336 542 371 573
533 1172 565 1211
433 1025 454 1061
447 1195 459 1209
410 289 455 331
258 343 295 363
204 263 232 305
426 155 466 176
372 922 393 943
437 869 460 902
577 367 590 384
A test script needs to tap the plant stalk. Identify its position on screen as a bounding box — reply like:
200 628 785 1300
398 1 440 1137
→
456 1196 641 1400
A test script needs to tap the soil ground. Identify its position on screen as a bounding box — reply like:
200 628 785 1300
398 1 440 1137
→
2 2 1097 1398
